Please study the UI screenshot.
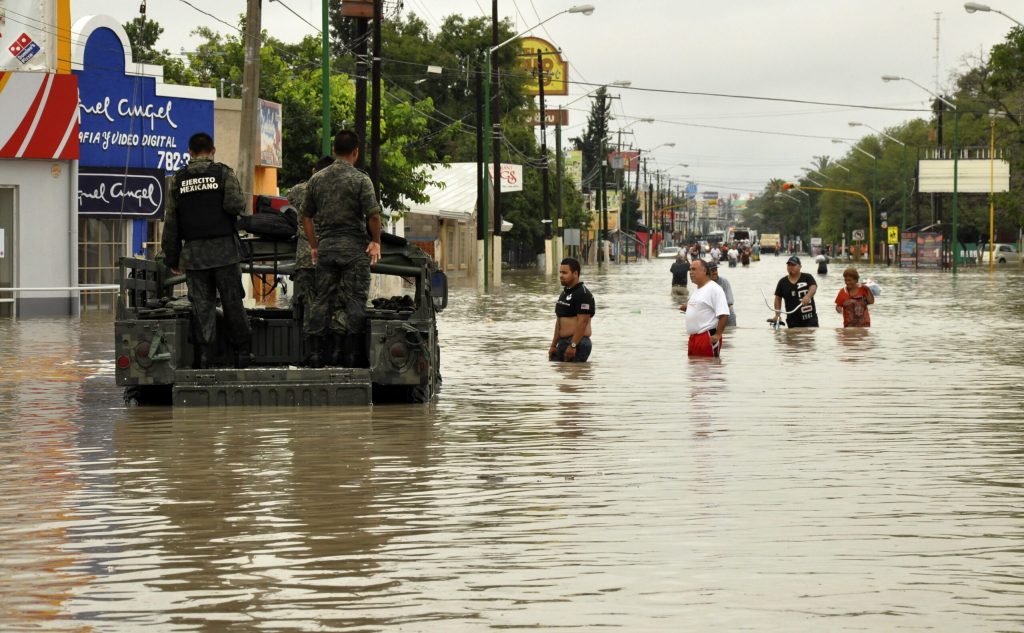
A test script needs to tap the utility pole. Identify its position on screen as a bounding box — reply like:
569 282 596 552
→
238 0 262 213
555 119 563 265
598 89 607 267
370 0 382 196
538 51 550 241
321 0 331 156
354 16 370 168
491 0 502 277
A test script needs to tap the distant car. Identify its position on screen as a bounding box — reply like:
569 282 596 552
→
980 243 1020 265
657 246 680 259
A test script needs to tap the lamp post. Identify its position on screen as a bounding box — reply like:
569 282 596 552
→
883 74 959 271
964 2 1024 26
833 139 877 264
480 4 594 289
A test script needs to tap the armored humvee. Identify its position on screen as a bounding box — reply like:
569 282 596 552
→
115 233 446 406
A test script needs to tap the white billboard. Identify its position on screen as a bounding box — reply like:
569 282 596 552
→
918 159 1010 193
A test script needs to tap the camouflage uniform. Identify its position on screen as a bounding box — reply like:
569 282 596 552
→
302 160 381 338
161 157 251 352
286 179 316 324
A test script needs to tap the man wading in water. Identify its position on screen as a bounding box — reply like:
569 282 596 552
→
549 257 595 362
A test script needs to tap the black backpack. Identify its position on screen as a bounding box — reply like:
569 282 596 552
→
237 196 298 240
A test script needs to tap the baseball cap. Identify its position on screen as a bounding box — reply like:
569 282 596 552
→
786 256 801 265
706 260 719 270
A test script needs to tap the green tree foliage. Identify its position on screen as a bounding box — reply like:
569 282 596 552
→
570 86 613 193
123 17 197 86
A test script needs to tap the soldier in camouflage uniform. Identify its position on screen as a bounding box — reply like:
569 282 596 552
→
161 132 252 369
302 130 382 367
286 155 335 331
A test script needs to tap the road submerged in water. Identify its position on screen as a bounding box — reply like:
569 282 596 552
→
1 256 1023 631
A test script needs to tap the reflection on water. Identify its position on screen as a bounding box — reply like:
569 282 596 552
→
2 261 1024 631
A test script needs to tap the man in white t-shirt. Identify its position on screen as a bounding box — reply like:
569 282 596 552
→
679 259 730 357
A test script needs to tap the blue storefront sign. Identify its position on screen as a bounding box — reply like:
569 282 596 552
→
74 19 214 175
78 167 165 218
72 15 216 248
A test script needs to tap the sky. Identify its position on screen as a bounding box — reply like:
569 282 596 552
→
72 0 1018 196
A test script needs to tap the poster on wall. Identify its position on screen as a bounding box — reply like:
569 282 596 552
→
916 232 943 268
78 167 165 219
259 99 282 168
900 232 917 268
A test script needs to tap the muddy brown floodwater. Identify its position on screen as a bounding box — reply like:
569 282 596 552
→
1 257 1023 631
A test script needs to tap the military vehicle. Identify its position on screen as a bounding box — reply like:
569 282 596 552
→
115 233 446 406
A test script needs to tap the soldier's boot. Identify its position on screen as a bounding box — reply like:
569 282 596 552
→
198 344 217 369
306 336 326 369
328 333 346 366
233 344 252 369
344 333 368 368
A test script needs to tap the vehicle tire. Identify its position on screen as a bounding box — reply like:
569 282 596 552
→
999 257 1006 264
409 339 441 403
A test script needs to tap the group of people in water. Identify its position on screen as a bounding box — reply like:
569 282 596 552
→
671 246 877 358
549 244 878 363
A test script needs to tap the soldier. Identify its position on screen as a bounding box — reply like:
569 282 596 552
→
286 155 335 332
302 130 382 367
161 132 251 369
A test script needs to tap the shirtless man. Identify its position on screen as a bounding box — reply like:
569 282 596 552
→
549 257 596 362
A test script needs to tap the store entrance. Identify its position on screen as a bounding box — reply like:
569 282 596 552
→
0 188 14 318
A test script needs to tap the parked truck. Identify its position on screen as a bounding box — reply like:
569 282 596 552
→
759 233 781 254
115 233 446 406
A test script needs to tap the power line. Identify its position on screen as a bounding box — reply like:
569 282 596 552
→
268 0 320 33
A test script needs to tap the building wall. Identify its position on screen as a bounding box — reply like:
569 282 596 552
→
214 98 242 170
0 158 76 316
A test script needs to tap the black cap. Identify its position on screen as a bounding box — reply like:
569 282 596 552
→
706 259 719 270
786 256 801 265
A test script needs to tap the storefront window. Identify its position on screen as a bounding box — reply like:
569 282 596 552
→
78 218 127 311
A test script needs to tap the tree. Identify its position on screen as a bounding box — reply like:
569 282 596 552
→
570 87 613 193
123 17 197 86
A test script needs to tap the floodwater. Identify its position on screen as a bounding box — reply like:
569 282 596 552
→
2 256 1024 632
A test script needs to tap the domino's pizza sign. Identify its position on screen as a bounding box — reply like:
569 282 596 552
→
72 15 216 217
7 33 42 65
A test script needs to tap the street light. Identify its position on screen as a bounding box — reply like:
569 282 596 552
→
480 4 594 289
883 74 959 271
964 2 1024 26
833 138 878 264
850 121 908 243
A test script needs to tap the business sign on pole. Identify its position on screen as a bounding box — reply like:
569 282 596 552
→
887 226 899 245
563 228 580 246
566 150 583 188
71 16 216 218
685 182 698 199
518 37 569 96
529 109 569 126
0 0 66 72
487 163 523 192
259 99 282 168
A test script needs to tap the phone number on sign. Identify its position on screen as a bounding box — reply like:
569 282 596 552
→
158 151 190 171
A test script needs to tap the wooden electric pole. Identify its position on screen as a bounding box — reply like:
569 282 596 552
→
238 0 262 213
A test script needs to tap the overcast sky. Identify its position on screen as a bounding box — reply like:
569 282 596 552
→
74 0 1017 195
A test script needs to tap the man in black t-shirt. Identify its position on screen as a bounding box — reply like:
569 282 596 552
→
669 251 690 303
772 255 819 327
550 257 596 362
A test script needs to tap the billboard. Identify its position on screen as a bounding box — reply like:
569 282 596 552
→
529 109 569 126
918 159 1010 193
518 37 569 96
916 232 943 268
487 163 524 192
259 99 282 168
606 150 639 171
900 232 916 268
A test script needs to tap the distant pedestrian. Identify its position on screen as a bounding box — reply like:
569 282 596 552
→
772 255 819 328
670 251 690 303
680 259 729 357
708 262 736 327
549 257 595 362
835 267 874 327
816 252 829 275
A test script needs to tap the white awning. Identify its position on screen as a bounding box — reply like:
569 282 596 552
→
405 163 480 222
